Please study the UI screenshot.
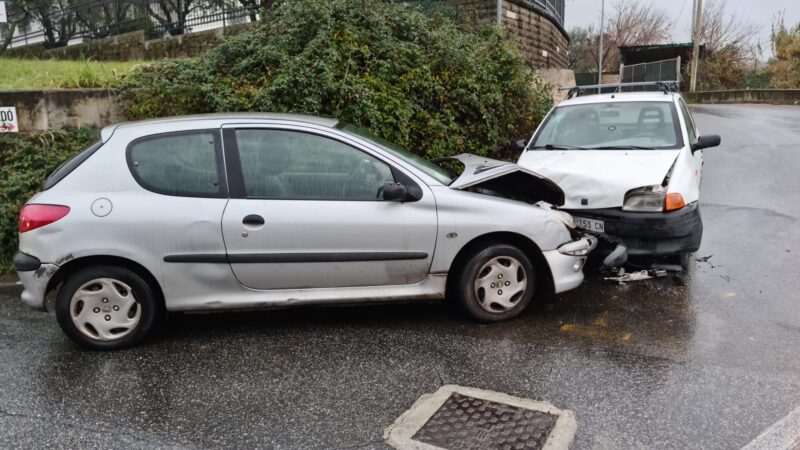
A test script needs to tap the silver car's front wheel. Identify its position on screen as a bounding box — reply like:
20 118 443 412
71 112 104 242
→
473 256 528 314
453 243 536 323
56 266 163 350
70 278 141 341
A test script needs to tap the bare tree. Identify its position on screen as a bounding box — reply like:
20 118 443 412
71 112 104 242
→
767 12 800 88
568 25 596 72
699 0 759 55
144 0 215 36
569 0 673 73
599 0 672 71
696 0 761 89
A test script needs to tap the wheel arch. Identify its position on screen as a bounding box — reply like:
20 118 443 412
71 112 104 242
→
446 232 555 302
47 255 165 308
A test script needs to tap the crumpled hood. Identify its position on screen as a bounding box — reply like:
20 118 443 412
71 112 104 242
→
517 150 680 209
445 154 565 206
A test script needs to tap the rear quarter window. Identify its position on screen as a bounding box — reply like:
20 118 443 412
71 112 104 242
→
126 130 226 198
44 141 103 190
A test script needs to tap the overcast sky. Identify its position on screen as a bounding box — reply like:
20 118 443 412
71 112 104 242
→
565 0 800 58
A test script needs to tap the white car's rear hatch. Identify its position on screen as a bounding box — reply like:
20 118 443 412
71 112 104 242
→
517 150 679 209
445 154 565 206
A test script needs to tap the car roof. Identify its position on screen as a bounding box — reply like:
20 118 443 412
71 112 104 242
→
557 91 679 107
101 113 339 142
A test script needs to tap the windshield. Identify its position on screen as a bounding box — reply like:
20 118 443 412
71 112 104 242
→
529 101 683 150
337 124 455 185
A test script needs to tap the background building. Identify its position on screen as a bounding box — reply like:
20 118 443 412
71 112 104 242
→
446 0 569 68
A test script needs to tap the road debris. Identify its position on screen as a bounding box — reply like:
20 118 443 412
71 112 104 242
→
604 268 668 284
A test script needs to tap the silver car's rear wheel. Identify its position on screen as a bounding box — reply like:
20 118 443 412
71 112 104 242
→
473 256 528 314
56 266 163 350
70 278 142 341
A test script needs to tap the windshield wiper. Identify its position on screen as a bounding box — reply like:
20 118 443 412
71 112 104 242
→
588 145 655 150
530 144 588 150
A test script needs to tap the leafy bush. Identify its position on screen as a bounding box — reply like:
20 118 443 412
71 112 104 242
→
767 18 800 88
118 0 552 159
0 128 99 273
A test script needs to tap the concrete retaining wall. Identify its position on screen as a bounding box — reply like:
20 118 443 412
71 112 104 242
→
538 68 575 102
685 89 800 105
0 89 119 131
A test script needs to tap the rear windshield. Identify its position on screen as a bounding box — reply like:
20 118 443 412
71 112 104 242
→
529 101 683 150
44 141 103 190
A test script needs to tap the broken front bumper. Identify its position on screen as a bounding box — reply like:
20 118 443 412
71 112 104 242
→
544 235 598 294
14 252 56 311
565 202 703 256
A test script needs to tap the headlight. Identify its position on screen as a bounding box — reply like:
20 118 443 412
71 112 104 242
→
558 236 598 256
549 209 576 229
623 185 665 212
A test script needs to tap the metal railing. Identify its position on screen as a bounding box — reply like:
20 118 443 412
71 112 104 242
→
519 0 564 28
1 0 261 49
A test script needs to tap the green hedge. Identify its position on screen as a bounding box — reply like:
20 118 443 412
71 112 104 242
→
118 0 553 160
1 0 554 274
0 128 100 273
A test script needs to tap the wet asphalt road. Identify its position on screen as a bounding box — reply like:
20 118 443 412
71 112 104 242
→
1 104 799 449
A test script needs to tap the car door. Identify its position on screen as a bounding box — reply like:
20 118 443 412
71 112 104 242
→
677 98 703 202
220 125 438 290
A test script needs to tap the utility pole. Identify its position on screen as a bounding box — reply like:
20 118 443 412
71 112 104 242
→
598 0 605 93
690 0 702 92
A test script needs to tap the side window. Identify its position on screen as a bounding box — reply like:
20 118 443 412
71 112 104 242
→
128 131 224 197
678 100 698 144
235 129 394 200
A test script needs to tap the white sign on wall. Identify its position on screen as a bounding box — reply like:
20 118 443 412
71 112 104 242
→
0 2 7 24
0 107 19 132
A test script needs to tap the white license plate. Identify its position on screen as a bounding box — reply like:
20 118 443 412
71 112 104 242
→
574 216 605 233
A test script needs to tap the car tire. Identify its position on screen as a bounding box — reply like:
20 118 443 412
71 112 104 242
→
55 266 163 350
453 243 536 323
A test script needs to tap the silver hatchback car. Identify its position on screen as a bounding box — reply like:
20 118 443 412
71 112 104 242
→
16 114 596 349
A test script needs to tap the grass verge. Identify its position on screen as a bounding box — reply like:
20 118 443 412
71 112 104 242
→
0 58 148 90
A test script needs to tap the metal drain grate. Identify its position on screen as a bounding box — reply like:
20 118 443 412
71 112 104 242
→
411 392 557 450
385 385 575 450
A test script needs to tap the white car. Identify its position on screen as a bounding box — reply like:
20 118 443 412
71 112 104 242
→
517 87 720 264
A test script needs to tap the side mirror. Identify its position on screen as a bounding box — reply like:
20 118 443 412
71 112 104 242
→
382 181 408 202
692 134 721 152
514 139 527 152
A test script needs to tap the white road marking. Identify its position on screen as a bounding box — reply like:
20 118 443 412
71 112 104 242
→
742 405 800 450
384 384 577 450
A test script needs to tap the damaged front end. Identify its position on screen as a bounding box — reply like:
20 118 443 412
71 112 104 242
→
441 154 565 207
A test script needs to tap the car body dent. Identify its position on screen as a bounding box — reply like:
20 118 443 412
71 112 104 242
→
518 149 680 209
446 154 565 206
428 186 573 274
517 92 709 257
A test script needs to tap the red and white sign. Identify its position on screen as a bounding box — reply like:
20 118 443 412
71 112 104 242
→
0 107 19 133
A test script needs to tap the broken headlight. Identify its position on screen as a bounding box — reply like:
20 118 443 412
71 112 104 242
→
623 185 665 212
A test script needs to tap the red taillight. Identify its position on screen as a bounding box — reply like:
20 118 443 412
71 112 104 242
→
19 204 70 233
